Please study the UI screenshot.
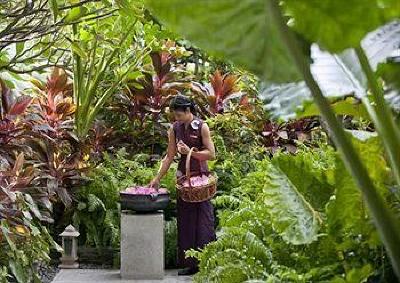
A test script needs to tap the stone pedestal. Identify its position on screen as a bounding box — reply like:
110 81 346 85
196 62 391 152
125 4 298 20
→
120 211 164 280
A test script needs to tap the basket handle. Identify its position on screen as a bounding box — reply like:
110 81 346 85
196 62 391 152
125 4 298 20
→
185 147 195 189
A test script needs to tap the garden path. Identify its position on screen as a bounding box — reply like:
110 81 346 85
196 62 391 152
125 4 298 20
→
51 269 193 283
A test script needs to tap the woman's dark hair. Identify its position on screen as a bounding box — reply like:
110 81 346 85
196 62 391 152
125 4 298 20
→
169 94 196 114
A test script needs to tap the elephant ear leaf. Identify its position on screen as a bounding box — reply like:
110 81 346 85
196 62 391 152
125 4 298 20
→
146 0 301 83
262 160 321 245
283 0 400 53
326 135 390 244
260 21 400 119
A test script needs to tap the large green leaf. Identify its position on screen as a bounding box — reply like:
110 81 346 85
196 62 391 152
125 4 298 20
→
380 61 400 112
298 97 371 120
331 264 374 283
310 44 367 98
283 0 400 53
65 6 88 23
258 44 366 119
362 20 400 70
272 148 335 212
49 0 59 21
326 135 390 244
261 160 321 245
9 260 27 283
260 21 400 119
259 81 309 120
146 0 301 83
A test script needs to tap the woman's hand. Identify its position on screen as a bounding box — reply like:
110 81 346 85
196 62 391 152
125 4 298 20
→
177 140 190 155
149 177 160 189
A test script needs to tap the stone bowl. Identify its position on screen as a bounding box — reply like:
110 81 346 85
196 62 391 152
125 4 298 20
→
119 192 170 213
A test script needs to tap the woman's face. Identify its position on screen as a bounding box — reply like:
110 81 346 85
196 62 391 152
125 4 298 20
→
173 108 192 122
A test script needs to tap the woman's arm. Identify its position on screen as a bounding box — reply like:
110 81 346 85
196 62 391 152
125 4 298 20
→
178 123 216 161
149 126 177 187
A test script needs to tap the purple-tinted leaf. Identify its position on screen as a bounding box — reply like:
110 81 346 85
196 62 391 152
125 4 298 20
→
22 210 33 220
57 186 72 207
1 78 13 117
8 96 32 116
278 131 288 140
24 194 42 219
1 186 17 202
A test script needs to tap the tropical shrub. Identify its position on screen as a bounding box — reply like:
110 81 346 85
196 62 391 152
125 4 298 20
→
0 201 62 283
146 1 400 277
120 41 191 123
71 12 149 138
0 154 62 282
0 68 86 281
71 148 177 249
260 117 322 154
164 218 178 268
191 70 243 115
188 138 396 282
27 68 86 208
207 109 263 154
102 41 193 156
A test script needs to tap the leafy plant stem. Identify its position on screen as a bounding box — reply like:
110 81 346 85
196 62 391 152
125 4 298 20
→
355 45 400 186
269 0 400 278
85 34 98 97
74 20 138 138
72 23 82 129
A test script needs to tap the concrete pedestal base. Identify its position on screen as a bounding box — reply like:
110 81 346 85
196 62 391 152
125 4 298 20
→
120 211 164 280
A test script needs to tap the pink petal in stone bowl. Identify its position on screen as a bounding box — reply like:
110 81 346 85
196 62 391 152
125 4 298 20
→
123 186 168 195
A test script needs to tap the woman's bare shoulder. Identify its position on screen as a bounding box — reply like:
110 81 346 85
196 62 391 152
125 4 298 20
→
200 122 211 136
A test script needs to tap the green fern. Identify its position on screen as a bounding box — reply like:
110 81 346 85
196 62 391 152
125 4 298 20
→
164 218 178 268
72 149 177 249
186 227 271 283
213 195 241 210
103 209 120 247
87 194 106 212
219 200 272 241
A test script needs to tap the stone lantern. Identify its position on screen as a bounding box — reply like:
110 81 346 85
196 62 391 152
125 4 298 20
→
59 224 80 268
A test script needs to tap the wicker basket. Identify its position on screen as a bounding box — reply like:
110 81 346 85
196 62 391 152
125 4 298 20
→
176 147 217 202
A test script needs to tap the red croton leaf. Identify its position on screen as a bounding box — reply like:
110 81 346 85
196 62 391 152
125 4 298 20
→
150 52 172 80
46 67 68 96
210 70 224 98
239 95 249 106
12 152 25 175
221 74 238 99
8 96 32 116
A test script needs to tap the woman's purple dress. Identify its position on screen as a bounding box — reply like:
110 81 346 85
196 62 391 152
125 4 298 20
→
173 118 217 270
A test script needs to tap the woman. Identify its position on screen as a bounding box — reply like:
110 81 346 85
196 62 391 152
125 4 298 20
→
149 94 217 275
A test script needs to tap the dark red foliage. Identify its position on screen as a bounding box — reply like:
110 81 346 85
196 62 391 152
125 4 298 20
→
1 79 33 118
30 67 76 140
115 45 185 124
260 117 320 154
191 70 242 115
1 67 85 214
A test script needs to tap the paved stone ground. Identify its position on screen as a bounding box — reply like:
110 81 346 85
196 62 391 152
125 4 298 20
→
52 269 193 283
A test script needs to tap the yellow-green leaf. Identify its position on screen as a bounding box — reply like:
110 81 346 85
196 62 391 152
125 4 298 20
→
71 42 87 59
49 0 59 21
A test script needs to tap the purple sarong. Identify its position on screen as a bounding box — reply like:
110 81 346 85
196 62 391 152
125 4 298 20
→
176 197 216 269
173 117 217 269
